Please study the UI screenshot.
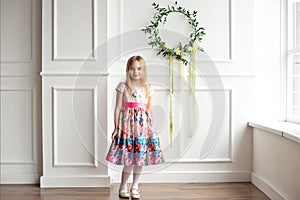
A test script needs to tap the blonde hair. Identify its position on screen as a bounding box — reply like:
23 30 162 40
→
125 55 150 96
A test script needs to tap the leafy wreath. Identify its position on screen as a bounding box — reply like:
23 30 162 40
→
142 1 205 65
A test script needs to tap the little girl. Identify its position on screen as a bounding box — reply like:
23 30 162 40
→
106 55 164 199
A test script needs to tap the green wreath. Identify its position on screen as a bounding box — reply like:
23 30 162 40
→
142 1 205 65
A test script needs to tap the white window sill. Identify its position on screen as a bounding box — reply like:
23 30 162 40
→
248 121 300 144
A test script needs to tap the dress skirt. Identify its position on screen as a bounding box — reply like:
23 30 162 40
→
106 102 164 166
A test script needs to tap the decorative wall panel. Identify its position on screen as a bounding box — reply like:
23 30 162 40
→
143 88 232 163
0 0 32 63
52 87 97 167
0 90 33 164
53 0 95 61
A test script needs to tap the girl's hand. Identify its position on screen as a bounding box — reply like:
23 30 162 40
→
111 129 118 140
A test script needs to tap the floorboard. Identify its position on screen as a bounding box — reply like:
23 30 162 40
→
0 183 270 200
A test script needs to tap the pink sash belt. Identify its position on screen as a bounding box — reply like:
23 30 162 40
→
122 102 147 109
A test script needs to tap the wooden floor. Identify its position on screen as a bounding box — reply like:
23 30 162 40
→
0 183 269 200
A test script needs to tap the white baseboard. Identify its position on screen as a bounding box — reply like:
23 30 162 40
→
110 171 251 183
40 175 111 188
251 172 285 200
1 172 41 184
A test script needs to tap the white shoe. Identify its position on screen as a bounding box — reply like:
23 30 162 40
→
119 188 130 198
130 188 140 199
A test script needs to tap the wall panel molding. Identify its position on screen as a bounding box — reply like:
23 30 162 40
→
0 89 34 164
41 76 110 187
0 75 42 184
0 0 41 77
109 73 255 78
52 0 96 61
177 89 233 163
52 86 98 168
0 0 33 63
40 72 109 77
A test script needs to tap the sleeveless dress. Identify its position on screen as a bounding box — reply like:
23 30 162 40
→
106 82 164 166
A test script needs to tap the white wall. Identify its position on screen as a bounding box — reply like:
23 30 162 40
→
252 128 300 200
1 0 257 186
253 0 282 121
0 0 42 184
107 0 255 183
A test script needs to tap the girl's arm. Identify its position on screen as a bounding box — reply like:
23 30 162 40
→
111 92 123 140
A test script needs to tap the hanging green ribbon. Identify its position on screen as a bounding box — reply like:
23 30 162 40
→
189 51 196 136
169 55 173 146
189 51 195 93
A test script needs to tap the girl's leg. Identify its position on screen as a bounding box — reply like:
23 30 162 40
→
120 166 133 189
132 166 142 189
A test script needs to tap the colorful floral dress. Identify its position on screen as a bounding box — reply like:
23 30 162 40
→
106 82 164 166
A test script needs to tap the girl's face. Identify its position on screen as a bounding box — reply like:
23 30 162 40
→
128 61 142 82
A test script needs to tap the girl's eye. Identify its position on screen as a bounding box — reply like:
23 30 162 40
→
129 67 141 71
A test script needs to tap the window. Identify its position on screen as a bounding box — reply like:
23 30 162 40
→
286 0 300 123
